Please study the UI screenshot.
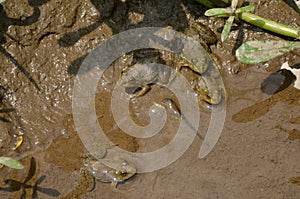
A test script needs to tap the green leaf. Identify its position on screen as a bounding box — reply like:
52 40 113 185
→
221 16 234 42
205 8 232 16
0 157 24 169
236 5 255 13
218 13 230 17
236 40 300 64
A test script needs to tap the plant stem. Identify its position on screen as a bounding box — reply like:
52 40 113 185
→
238 12 300 40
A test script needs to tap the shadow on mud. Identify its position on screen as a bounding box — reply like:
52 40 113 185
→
58 0 210 75
0 157 60 199
0 0 51 90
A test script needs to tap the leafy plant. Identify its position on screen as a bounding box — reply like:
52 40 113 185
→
236 40 300 64
205 0 255 42
203 0 300 42
0 157 23 169
195 0 300 64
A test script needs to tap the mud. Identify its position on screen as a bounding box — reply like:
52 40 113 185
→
0 0 299 198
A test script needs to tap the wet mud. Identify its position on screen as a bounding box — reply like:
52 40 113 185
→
0 0 299 198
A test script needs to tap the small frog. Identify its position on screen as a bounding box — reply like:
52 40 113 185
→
183 21 218 53
82 158 136 189
191 75 222 105
120 61 176 97
119 49 175 96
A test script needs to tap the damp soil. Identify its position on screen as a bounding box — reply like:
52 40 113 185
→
0 0 299 198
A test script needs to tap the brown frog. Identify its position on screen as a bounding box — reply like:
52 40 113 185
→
82 158 136 189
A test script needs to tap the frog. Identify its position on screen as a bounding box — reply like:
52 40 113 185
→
179 22 224 105
183 21 218 53
82 158 136 189
191 74 222 105
119 22 224 106
119 49 175 96
120 61 176 98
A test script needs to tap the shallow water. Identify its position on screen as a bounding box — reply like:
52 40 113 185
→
0 0 299 198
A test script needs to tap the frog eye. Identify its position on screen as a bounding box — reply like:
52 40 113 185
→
116 170 128 177
120 171 128 177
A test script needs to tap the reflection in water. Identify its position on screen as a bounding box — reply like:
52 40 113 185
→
0 157 60 198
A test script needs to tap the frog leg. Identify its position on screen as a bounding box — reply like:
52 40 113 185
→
111 180 119 189
193 76 222 105
176 59 208 75
176 60 190 73
130 84 151 98
110 181 134 193
203 76 222 105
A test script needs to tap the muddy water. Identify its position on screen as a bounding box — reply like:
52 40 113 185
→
0 0 299 198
